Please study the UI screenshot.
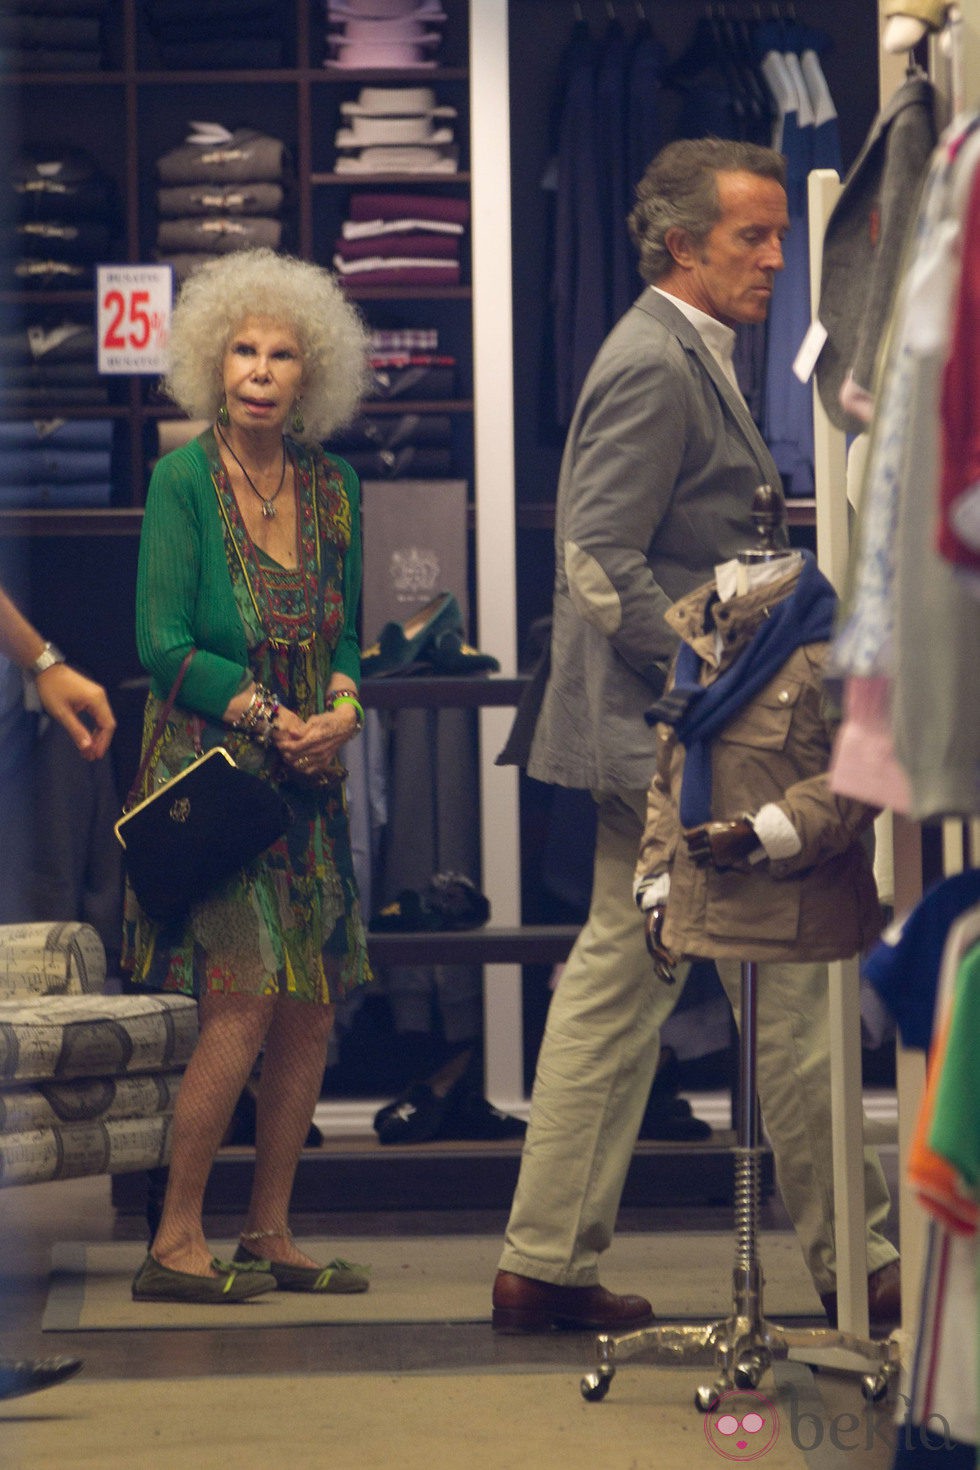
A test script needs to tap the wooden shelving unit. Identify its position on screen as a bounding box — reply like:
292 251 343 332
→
0 0 475 525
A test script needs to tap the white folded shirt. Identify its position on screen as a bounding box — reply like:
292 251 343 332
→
334 123 454 148
342 216 464 239
332 254 458 274
334 146 458 174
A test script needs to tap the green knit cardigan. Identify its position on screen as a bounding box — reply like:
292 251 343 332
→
135 437 362 720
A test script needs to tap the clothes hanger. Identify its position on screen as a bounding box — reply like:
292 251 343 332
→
736 485 795 569
703 2 753 136
665 3 721 82
719 4 769 130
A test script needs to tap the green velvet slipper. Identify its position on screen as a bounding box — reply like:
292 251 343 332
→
232 1244 371 1294
360 591 462 677
131 1253 277 1304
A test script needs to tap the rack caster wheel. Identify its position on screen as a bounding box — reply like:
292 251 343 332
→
695 1384 721 1413
581 1371 612 1402
734 1352 765 1390
861 1372 889 1404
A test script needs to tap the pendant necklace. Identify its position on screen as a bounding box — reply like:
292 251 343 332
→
216 424 287 520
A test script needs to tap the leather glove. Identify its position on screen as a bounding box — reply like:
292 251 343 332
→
644 904 677 985
684 817 762 871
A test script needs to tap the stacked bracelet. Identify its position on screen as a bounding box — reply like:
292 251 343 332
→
233 684 280 747
327 690 364 733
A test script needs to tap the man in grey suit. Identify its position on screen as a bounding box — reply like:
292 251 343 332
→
493 138 899 1333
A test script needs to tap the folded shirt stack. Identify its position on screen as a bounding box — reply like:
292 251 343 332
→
327 327 458 476
0 148 120 291
0 417 114 508
334 189 469 288
142 0 286 69
333 85 458 175
324 0 447 71
330 409 454 479
154 124 291 281
0 0 109 72
366 351 456 400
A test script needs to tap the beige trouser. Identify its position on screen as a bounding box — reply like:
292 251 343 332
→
498 789 897 1294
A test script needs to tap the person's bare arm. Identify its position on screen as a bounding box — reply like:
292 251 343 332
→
0 583 116 760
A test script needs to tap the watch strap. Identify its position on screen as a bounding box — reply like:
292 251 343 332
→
30 641 66 676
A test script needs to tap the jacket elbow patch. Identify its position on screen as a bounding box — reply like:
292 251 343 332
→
565 542 622 635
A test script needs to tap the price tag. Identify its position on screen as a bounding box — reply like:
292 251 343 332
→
791 318 828 384
97 264 173 374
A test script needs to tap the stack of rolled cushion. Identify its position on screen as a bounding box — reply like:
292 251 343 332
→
154 123 290 282
0 147 119 291
332 85 459 176
324 0 447 71
142 0 286 69
0 0 108 71
333 187 468 289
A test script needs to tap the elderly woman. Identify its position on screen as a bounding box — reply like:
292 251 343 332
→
125 249 372 1303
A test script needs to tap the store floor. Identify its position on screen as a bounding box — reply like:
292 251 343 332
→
0 1142 904 1470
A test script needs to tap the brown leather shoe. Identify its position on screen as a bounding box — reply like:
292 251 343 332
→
491 1270 654 1333
819 1259 901 1333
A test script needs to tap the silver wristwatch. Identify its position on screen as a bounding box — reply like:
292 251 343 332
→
29 641 66 676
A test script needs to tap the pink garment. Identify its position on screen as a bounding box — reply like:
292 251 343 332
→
828 674 912 812
336 263 460 286
348 192 469 225
938 154 980 574
334 232 458 261
837 369 875 426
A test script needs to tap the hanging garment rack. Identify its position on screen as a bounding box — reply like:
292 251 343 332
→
577 0 967 1408
579 485 900 1409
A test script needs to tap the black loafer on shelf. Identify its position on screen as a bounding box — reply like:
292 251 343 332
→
374 1081 526 1145
442 1090 527 1141
373 1082 455 1144
369 873 490 933
638 1097 713 1142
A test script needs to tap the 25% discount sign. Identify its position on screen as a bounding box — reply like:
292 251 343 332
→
97 265 173 374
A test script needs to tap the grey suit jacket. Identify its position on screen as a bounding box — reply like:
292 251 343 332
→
526 288 784 793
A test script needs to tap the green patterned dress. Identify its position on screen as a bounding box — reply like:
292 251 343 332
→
123 431 370 1005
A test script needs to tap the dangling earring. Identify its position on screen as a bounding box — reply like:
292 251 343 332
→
217 399 230 428
291 401 305 436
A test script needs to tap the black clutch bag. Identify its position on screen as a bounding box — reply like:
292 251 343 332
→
115 654 290 926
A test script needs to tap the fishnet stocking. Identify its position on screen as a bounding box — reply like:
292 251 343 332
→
242 997 334 1270
151 994 273 1276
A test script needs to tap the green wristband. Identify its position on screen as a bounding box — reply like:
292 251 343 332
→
329 691 364 731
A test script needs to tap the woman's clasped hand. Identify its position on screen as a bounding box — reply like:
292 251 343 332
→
272 699 361 782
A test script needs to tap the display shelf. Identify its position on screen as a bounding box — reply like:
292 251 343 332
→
0 0 476 522
367 924 579 967
0 509 144 537
312 173 472 186
361 674 527 709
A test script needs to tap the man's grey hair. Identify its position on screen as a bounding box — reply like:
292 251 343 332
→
628 137 787 285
